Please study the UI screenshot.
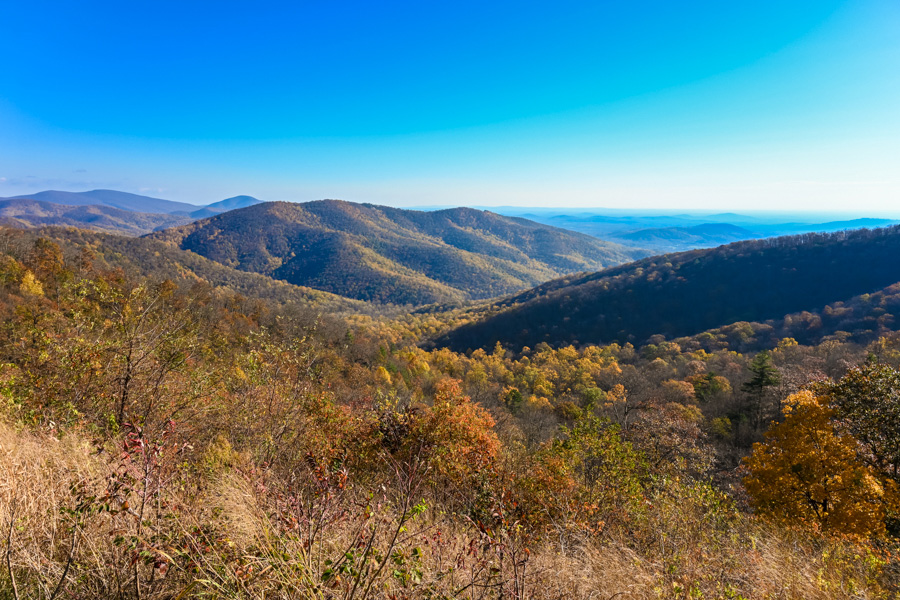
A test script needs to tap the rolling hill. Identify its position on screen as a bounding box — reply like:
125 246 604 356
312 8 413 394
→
667 281 900 355
432 226 900 351
6 189 201 214
494 209 900 252
0 198 192 235
0 191 266 235
0 226 363 313
607 223 757 252
148 200 647 305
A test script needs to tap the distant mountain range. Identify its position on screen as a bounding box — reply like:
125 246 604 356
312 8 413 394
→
0 198 193 236
2 189 896 253
608 223 755 253
0 190 264 234
493 209 900 253
5 189 900 312
4 189 201 214
148 200 647 305
432 225 900 351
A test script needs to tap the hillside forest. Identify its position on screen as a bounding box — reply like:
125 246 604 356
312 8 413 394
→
2 221 900 599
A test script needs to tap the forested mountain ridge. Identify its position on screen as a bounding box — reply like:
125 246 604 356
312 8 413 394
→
0 190 265 235
148 199 647 305
660 280 900 355
4 189 201 214
0 198 193 235
434 226 900 351
0 226 364 313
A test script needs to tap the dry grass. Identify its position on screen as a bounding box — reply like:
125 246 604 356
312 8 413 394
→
0 421 106 599
0 419 895 599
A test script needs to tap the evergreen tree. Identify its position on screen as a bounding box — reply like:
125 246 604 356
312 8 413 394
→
743 350 781 431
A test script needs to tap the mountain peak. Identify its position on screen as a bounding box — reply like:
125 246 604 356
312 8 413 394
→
188 195 264 218
148 200 646 305
206 195 263 209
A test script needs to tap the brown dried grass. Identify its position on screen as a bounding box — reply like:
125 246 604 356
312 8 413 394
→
0 420 894 599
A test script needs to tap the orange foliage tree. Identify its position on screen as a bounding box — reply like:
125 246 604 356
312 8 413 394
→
377 378 500 499
743 390 896 536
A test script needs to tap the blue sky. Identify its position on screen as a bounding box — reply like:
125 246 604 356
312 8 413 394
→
1 0 898 210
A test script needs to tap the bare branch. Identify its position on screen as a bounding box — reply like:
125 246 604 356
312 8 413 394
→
5 499 20 600
48 522 78 600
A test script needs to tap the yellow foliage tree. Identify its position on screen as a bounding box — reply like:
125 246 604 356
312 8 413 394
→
374 365 393 387
19 270 44 296
743 390 895 536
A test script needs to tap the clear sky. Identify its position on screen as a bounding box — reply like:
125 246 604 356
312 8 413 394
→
1 0 898 210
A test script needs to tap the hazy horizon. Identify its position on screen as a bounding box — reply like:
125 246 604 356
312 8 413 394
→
7 187 900 223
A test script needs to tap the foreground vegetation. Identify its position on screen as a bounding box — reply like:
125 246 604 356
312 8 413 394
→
2 232 900 598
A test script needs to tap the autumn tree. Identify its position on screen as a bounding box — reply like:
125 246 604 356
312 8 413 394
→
379 378 500 501
691 371 731 404
555 414 644 514
26 238 67 303
814 359 900 485
98 278 203 429
630 401 712 478
744 390 895 536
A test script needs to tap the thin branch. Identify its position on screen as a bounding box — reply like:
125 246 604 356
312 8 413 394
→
5 500 20 600
48 523 78 600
